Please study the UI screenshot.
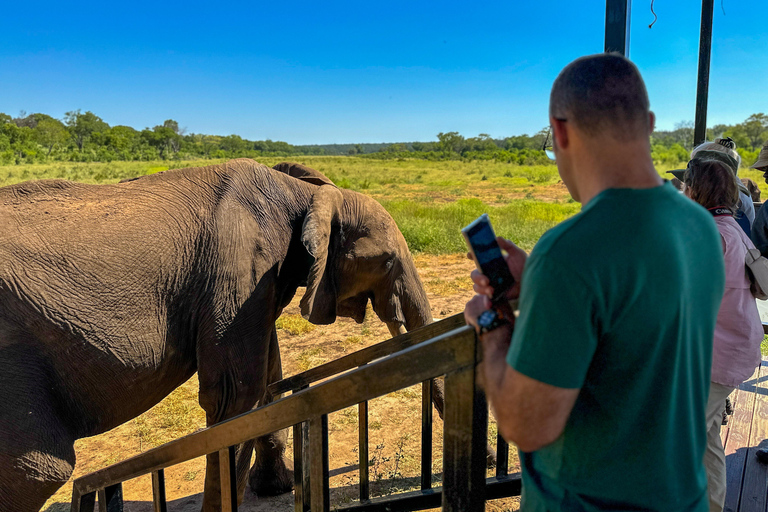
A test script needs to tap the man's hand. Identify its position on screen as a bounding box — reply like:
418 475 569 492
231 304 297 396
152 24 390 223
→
469 237 526 301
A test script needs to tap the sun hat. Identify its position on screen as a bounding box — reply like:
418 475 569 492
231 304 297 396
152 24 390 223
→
751 141 768 170
667 150 740 181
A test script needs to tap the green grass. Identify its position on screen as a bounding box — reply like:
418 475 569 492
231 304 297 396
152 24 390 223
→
275 314 315 335
384 197 580 253
1 157 577 254
762 335 768 356
7 156 767 255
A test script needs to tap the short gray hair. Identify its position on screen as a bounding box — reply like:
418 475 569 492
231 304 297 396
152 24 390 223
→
549 53 650 140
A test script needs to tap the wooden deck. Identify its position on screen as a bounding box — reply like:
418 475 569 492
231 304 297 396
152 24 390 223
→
721 356 768 511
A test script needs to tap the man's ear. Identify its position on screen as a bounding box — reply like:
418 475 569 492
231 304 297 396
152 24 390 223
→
648 111 656 135
551 116 569 151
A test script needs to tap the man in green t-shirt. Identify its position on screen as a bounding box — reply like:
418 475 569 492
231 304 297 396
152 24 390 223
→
465 54 724 511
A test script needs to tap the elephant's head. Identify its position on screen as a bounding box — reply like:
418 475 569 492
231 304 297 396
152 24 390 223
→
273 162 433 336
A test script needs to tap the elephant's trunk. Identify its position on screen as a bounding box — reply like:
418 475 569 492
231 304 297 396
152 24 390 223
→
399 260 433 332
387 322 407 337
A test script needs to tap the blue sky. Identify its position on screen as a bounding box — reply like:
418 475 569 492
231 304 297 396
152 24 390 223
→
1 1 765 145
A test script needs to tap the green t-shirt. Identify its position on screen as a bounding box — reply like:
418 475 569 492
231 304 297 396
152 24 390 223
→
507 182 724 511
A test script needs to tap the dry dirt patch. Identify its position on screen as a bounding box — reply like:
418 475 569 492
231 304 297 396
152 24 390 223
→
42 254 519 512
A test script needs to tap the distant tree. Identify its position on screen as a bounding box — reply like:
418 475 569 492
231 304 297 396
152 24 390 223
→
437 131 464 156
162 119 180 134
220 134 247 154
0 113 11 125
34 118 69 156
64 110 109 151
465 133 498 153
674 120 695 150
742 113 768 149
722 125 751 151
144 123 182 158
1 122 35 161
348 143 365 155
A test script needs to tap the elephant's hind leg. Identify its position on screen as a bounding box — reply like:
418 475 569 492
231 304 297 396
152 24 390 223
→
0 343 77 512
0 395 76 512
0 443 76 512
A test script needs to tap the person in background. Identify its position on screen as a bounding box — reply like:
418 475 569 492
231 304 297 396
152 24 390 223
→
670 138 754 236
747 140 768 465
465 53 723 511
683 156 764 511
749 141 768 257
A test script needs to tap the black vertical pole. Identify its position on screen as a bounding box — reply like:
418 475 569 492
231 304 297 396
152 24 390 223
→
694 0 715 147
605 0 631 56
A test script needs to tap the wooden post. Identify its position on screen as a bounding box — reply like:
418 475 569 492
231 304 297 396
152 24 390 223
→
219 446 238 512
151 469 167 512
442 331 488 512
97 483 123 512
359 400 370 501
421 379 434 490
309 414 330 512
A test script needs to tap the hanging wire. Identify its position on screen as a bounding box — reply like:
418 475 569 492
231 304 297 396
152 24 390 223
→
649 0 658 29
721 0 726 15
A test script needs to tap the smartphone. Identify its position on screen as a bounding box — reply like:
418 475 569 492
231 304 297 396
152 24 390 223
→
462 214 516 303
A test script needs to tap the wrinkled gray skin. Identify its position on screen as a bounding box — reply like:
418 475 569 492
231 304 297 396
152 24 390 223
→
0 159 435 511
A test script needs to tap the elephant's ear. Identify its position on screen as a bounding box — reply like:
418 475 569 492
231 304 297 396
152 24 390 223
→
273 162 336 187
300 185 344 324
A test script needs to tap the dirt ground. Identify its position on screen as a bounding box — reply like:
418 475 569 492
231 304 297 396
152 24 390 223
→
42 253 520 512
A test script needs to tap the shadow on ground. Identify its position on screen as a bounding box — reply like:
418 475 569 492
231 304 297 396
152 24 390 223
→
43 474 440 512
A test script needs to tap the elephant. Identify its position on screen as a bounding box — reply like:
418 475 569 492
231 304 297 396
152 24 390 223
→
0 158 436 511
741 177 761 203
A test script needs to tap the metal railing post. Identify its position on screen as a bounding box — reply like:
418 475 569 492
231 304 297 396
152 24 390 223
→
605 0 631 56
694 0 715 146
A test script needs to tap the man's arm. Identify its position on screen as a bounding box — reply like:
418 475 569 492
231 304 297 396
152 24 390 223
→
466 295 579 452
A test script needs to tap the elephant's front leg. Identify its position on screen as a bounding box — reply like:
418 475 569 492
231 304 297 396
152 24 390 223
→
197 333 272 511
249 327 294 496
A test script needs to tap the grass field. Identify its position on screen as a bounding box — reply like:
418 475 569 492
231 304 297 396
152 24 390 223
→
9 156 766 254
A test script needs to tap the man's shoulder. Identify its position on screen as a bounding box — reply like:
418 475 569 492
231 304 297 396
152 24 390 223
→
531 184 718 266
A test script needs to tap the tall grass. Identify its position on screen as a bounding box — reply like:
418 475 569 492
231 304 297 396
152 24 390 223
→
0 157 586 254
385 197 580 253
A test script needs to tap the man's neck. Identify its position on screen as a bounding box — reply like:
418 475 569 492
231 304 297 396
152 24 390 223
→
572 139 662 205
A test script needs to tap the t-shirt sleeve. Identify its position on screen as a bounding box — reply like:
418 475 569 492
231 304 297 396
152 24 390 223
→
507 252 599 389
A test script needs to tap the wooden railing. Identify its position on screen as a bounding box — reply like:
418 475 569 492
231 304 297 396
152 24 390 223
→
70 315 521 511
268 313 518 511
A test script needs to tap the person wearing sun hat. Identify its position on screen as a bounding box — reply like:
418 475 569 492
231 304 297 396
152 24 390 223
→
752 140 768 172
750 141 768 256
668 138 755 236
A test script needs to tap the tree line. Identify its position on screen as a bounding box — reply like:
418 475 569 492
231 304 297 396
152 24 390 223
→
1 110 766 167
